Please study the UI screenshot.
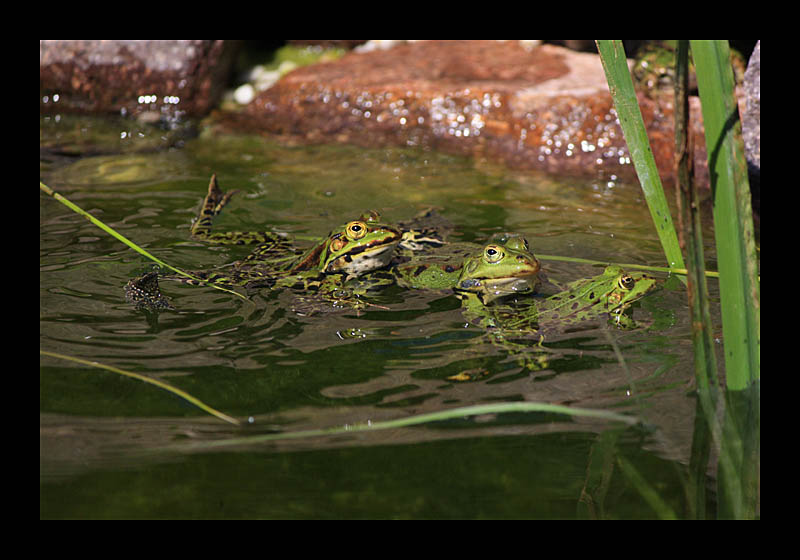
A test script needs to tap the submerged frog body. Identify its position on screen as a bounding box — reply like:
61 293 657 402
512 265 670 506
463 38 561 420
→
452 257 659 375
125 174 403 311
477 265 660 335
450 236 543 332
393 241 475 290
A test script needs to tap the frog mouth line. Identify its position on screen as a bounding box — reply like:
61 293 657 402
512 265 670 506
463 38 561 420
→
329 238 401 273
463 274 537 289
340 240 400 263
458 274 538 304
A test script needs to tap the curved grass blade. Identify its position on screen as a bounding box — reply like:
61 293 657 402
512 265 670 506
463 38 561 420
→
595 40 687 277
40 181 248 302
41 350 241 426
172 402 639 452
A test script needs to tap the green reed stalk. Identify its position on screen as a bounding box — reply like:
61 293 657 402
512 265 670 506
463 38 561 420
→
690 40 760 390
595 40 686 276
674 41 719 394
537 253 718 278
598 40 760 519
673 40 719 519
691 39 760 519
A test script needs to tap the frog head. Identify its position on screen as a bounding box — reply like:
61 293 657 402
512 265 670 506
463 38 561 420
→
456 235 541 304
601 266 659 325
540 265 659 328
290 211 402 277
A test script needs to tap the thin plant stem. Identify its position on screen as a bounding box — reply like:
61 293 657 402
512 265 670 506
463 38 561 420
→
40 181 249 302
41 350 241 426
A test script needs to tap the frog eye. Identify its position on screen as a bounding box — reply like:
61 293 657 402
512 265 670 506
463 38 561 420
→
484 245 505 263
618 274 635 290
345 221 368 241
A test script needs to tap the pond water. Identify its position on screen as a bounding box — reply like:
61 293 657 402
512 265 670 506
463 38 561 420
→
40 117 721 519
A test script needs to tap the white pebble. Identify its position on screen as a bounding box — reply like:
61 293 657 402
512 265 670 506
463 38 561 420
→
234 83 255 105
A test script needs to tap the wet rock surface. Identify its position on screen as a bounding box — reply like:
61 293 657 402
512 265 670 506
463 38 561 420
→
742 40 760 196
236 41 709 185
40 40 240 119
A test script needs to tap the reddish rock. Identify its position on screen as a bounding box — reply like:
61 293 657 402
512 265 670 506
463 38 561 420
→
288 40 367 49
40 40 240 119
242 41 708 186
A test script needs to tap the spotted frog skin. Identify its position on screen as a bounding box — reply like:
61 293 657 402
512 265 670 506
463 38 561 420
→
447 261 659 377
125 174 403 311
393 241 475 290
481 265 660 334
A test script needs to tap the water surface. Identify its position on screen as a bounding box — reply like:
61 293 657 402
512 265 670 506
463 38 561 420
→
40 118 719 519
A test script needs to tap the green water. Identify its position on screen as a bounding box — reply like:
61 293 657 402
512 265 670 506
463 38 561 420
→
40 117 718 519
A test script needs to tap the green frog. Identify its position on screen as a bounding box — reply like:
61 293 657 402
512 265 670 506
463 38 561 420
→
125 174 403 311
393 241 475 290
453 258 659 376
469 264 660 335
393 232 544 322
456 234 542 303
394 233 540 293
537 265 658 330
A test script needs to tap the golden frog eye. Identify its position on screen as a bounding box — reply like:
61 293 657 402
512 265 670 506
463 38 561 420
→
484 245 505 263
345 221 368 241
618 274 635 290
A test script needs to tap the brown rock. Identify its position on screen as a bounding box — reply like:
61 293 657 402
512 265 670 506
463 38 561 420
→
40 40 240 119
241 41 708 185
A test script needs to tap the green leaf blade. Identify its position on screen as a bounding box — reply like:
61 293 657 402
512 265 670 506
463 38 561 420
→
690 40 760 389
595 40 687 273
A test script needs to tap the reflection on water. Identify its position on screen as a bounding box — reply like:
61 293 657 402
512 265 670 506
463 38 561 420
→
41 122 711 518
